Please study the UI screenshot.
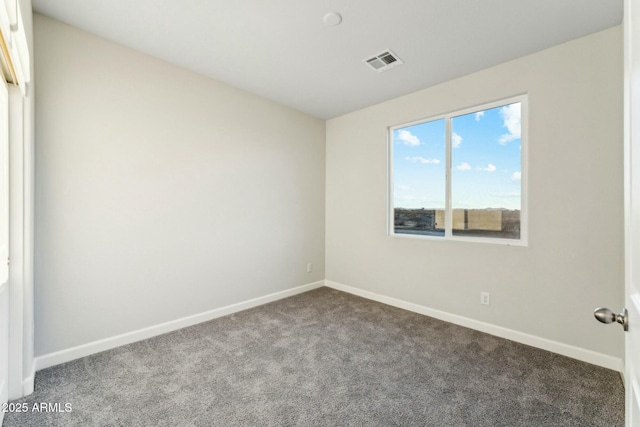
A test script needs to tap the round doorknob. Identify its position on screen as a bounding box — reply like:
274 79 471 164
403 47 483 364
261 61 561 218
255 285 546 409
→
594 307 628 331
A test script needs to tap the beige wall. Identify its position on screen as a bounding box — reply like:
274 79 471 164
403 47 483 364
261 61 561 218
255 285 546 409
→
326 27 624 358
34 15 326 356
34 13 624 365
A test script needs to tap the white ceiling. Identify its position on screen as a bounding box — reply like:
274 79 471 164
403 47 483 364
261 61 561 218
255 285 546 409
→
32 0 622 119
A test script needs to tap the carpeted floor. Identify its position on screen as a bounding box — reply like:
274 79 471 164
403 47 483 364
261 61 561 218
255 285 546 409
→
2 287 624 427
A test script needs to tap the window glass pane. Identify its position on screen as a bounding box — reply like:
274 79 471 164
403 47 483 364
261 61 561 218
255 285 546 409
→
392 119 446 236
451 103 521 239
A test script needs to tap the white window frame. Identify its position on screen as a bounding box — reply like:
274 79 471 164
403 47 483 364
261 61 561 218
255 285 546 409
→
388 94 528 246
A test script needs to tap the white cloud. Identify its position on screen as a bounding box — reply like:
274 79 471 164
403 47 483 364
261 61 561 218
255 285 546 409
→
475 111 484 121
405 156 440 164
511 171 521 181
478 163 497 172
397 129 421 146
396 185 411 191
456 162 471 171
452 132 462 149
498 103 521 145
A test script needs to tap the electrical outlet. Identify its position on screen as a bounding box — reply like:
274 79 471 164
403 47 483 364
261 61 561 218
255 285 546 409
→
306 263 313 273
480 292 490 305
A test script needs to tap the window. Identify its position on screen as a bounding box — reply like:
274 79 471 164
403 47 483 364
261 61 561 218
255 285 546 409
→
390 96 527 245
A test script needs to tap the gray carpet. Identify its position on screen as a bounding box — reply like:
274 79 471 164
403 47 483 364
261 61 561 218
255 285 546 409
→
2 287 624 427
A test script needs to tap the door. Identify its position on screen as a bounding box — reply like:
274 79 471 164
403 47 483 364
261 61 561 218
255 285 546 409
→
0 72 9 424
625 0 640 425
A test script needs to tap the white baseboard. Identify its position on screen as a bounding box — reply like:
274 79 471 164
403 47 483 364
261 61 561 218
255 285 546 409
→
35 281 325 371
34 279 623 374
22 359 35 396
0 378 5 426
325 280 623 373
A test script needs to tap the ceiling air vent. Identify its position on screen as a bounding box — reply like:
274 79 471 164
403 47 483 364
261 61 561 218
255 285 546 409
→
364 50 403 73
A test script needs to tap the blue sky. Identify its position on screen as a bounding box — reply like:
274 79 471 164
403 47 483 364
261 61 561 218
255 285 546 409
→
393 103 521 210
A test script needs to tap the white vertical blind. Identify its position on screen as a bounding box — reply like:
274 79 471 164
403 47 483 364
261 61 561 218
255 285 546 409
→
0 78 8 285
0 0 29 94
3 0 15 29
